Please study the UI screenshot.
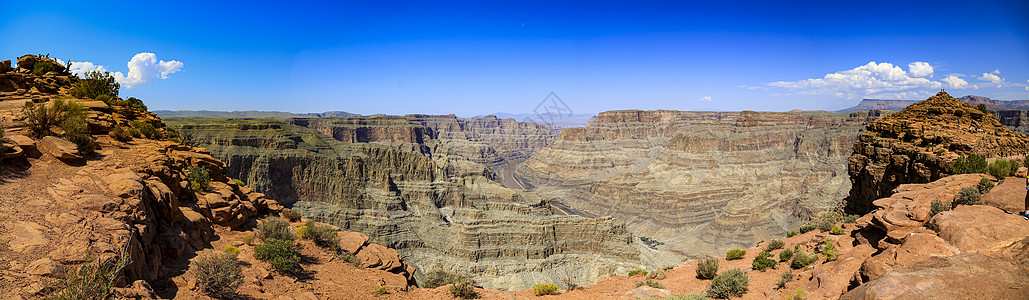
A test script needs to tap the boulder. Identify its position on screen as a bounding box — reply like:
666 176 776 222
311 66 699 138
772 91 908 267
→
25 258 60 276
338 231 370 254
7 134 40 158
930 205 1029 254
980 178 1027 213
842 255 1029 300
104 170 145 198
805 244 877 298
357 243 406 274
860 228 961 280
39 136 81 163
626 286 672 298
0 59 11 73
866 174 985 244
16 55 37 70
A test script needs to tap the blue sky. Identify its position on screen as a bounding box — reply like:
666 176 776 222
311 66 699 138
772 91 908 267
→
2 0 1028 116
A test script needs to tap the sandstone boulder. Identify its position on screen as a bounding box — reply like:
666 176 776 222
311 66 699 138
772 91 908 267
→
842 255 1029 300
865 174 983 245
626 286 672 298
0 59 10 73
339 231 370 254
806 244 876 298
357 243 406 274
860 228 961 280
7 134 39 157
980 178 1027 213
104 170 145 198
39 136 81 163
930 205 1029 254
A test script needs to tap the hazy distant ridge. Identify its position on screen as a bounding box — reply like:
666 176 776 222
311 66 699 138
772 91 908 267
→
837 95 1029 113
154 110 360 118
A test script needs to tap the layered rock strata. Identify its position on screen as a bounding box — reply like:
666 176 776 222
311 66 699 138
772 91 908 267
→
847 91 1029 213
517 109 887 258
171 119 648 290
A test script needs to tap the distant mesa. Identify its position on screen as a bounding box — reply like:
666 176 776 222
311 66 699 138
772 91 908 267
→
154 110 360 118
837 95 1029 114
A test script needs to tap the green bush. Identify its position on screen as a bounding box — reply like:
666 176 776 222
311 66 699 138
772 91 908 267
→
95 94 113 105
824 247 839 262
256 218 295 242
929 200 950 218
765 240 785 251
696 257 719 279
775 270 792 290
422 269 460 288
988 159 1015 178
339 252 362 267
61 109 94 155
45 251 129 300
187 165 210 192
449 277 478 299
786 231 798 238
636 279 665 289
254 239 301 275
232 178 245 187
978 178 995 193
628 269 648 276
125 97 148 111
242 234 254 245
952 154 987 174
751 251 777 271
533 283 560 296
131 121 162 139
807 211 842 232
725 249 746 260
955 186 980 206
191 251 243 299
791 252 817 269
829 226 844 235
110 125 133 142
779 249 794 262
798 225 815 234
302 220 340 251
370 285 388 296
706 268 749 299
33 60 55 75
22 98 85 138
787 288 807 300
281 209 302 222
70 70 119 99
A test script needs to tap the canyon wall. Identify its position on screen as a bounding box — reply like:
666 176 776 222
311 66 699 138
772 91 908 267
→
517 110 887 258
171 119 653 291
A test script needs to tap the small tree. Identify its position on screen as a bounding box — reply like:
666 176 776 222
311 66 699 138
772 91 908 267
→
187 165 211 192
70 70 119 99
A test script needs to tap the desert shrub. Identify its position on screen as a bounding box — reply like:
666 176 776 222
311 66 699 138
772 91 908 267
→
339 252 362 267
222 245 240 256
636 279 665 289
45 251 128 300
647 269 667 280
191 251 243 299
640 236 666 249
696 257 719 279
725 249 746 260
61 109 94 155
370 285 388 296
33 60 55 75
256 218 295 242
978 178 995 193
533 283 560 296
242 234 254 245
807 211 842 232
0 125 7 154
706 268 749 299
628 269 648 276
125 97 148 111
798 224 816 234
232 178 245 186
779 249 794 262
254 239 301 275
422 269 461 288
829 226 844 235
786 231 798 237
955 186 980 206
295 226 308 239
988 159 1015 178
187 165 210 192
70 70 119 99
22 98 84 138
659 294 710 300
841 214 859 223
929 200 950 218
95 94 113 105
131 121 161 139
302 220 340 251
281 208 302 222
952 154 987 174
791 252 817 269
751 251 777 271
110 125 133 142
786 288 807 300
765 240 785 251
775 270 792 290
449 277 478 299
824 247 839 262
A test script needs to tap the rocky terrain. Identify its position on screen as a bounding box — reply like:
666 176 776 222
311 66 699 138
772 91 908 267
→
847 91 1029 213
516 109 888 258
169 116 649 291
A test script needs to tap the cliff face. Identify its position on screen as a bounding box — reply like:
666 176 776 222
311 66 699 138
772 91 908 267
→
847 91 1029 213
171 119 648 291
517 109 886 258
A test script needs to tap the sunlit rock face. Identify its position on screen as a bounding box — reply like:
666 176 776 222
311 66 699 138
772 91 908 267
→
518 109 886 258
172 118 650 291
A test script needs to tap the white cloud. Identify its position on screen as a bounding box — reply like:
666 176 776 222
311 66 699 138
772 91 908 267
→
1026 79 1028 91
767 61 942 99
908 62 933 78
113 53 183 89
68 61 108 76
978 71 1005 88
699 96 713 102
942 75 968 89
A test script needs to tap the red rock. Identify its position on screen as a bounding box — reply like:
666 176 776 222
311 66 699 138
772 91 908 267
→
357 243 405 273
338 231 370 254
626 286 672 298
930 205 1029 254
842 255 1029 300
39 136 81 163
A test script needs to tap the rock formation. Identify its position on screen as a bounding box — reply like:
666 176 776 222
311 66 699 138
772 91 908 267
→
170 117 648 290
516 109 886 258
847 91 1029 213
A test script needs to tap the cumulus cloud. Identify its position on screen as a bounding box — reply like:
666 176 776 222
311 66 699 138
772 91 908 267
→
908 62 933 78
767 61 942 99
113 53 183 88
67 52 183 89
978 70 1006 88
942 75 968 89
699 96 713 102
